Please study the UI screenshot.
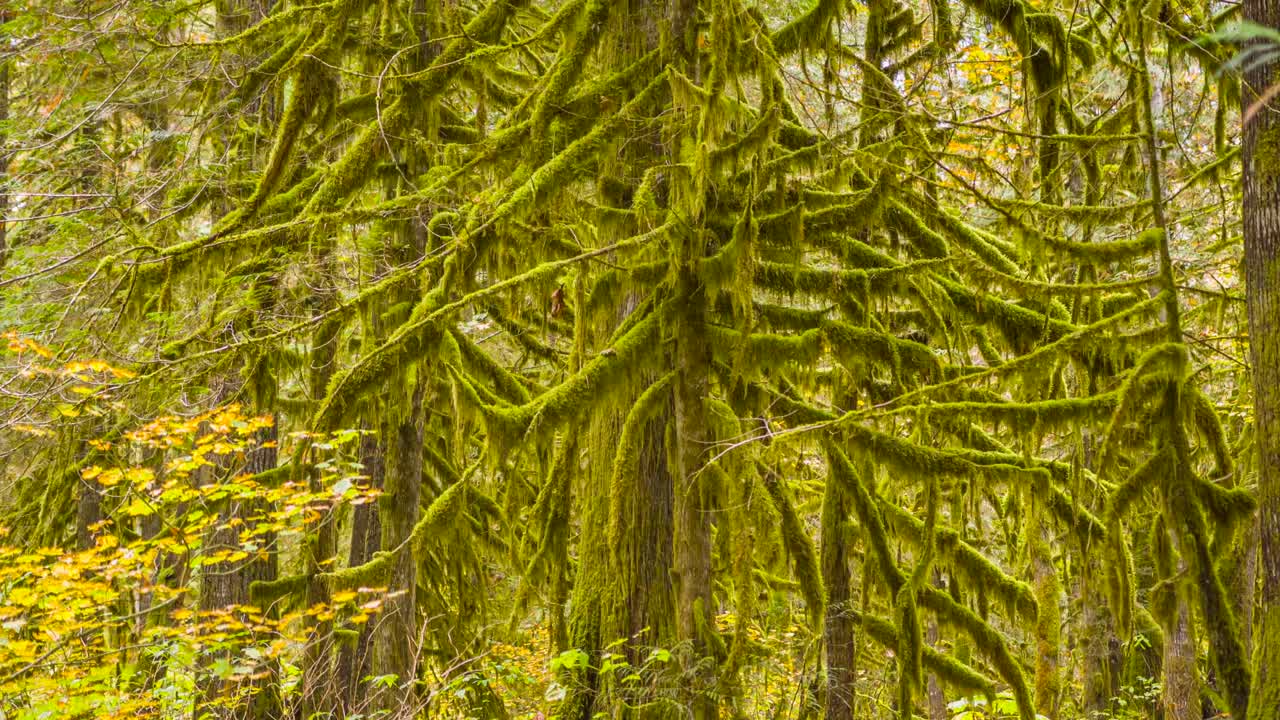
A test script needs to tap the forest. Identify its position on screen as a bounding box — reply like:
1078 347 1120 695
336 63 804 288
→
0 0 1278 718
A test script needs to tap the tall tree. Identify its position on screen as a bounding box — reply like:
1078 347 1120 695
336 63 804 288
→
1244 0 1280 716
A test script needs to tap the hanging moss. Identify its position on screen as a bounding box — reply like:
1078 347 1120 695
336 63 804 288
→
1027 227 1163 264
842 425 973 478
519 435 575 606
710 106 781 175
607 371 675 550
771 0 842 55
214 72 311 235
896 585 924 719
803 190 883 238
249 573 308 607
759 464 825 628
705 326 824 379
900 393 1119 431
848 608 996 697
481 308 661 448
451 328 536 404
323 550 395 590
483 71 670 233
1097 343 1187 474
827 445 905 592
880 502 1037 621
409 470 474 555
316 227 665 431
823 320 943 382
1107 446 1171 520
920 586 1037 720
753 259 945 299
886 201 950 260
1193 476 1256 526
1184 385 1233 478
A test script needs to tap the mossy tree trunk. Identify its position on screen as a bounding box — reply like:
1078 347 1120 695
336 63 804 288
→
1029 496 1061 720
371 386 425 717
821 480 856 720
1162 596 1201 720
335 428 383 714
672 237 716 720
1244 0 1280 715
299 268 341 719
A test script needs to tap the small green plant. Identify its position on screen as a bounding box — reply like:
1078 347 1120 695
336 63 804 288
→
1092 675 1161 720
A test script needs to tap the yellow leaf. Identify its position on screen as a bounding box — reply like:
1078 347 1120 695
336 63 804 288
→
125 467 155 488
6 588 37 607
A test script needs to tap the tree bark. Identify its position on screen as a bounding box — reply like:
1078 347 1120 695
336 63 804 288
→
1244 0 1280 715
821 481 855 720
1079 556 1116 717
371 388 424 718
0 9 9 274
1162 595 1201 720
299 278 340 720
1030 501 1062 720
336 429 383 714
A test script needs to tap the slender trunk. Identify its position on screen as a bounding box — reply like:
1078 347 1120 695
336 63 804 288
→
245 424 283 720
300 277 340 719
371 387 424 717
1244 0 1280 715
1079 556 1116 716
925 615 946 720
1030 501 1061 720
0 11 9 274
821 481 855 720
335 429 383 713
611 401 676 662
366 5 439 707
76 467 103 551
562 4 677 717
1162 597 1201 720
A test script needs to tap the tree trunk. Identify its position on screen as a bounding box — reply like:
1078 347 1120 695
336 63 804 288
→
821 481 855 720
1079 556 1116 716
336 428 383 713
1244 1 1280 712
0 10 9 274
1244 0 1280 716
1030 501 1061 720
672 234 716 720
299 280 341 719
1162 593 1201 720
371 387 424 718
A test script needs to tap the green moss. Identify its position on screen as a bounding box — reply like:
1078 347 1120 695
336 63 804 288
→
323 550 395 590
823 321 942 382
1185 385 1233 477
607 371 675 552
851 609 996 696
920 586 1036 720
759 464 825 627
409 471 474 555
249 573 308 607
1194 476 1256 525
880 502 1037 620
1107 447 1170 520
1248 605 1280 720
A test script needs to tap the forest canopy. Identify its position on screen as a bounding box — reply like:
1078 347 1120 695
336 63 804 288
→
0 0 1277 719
